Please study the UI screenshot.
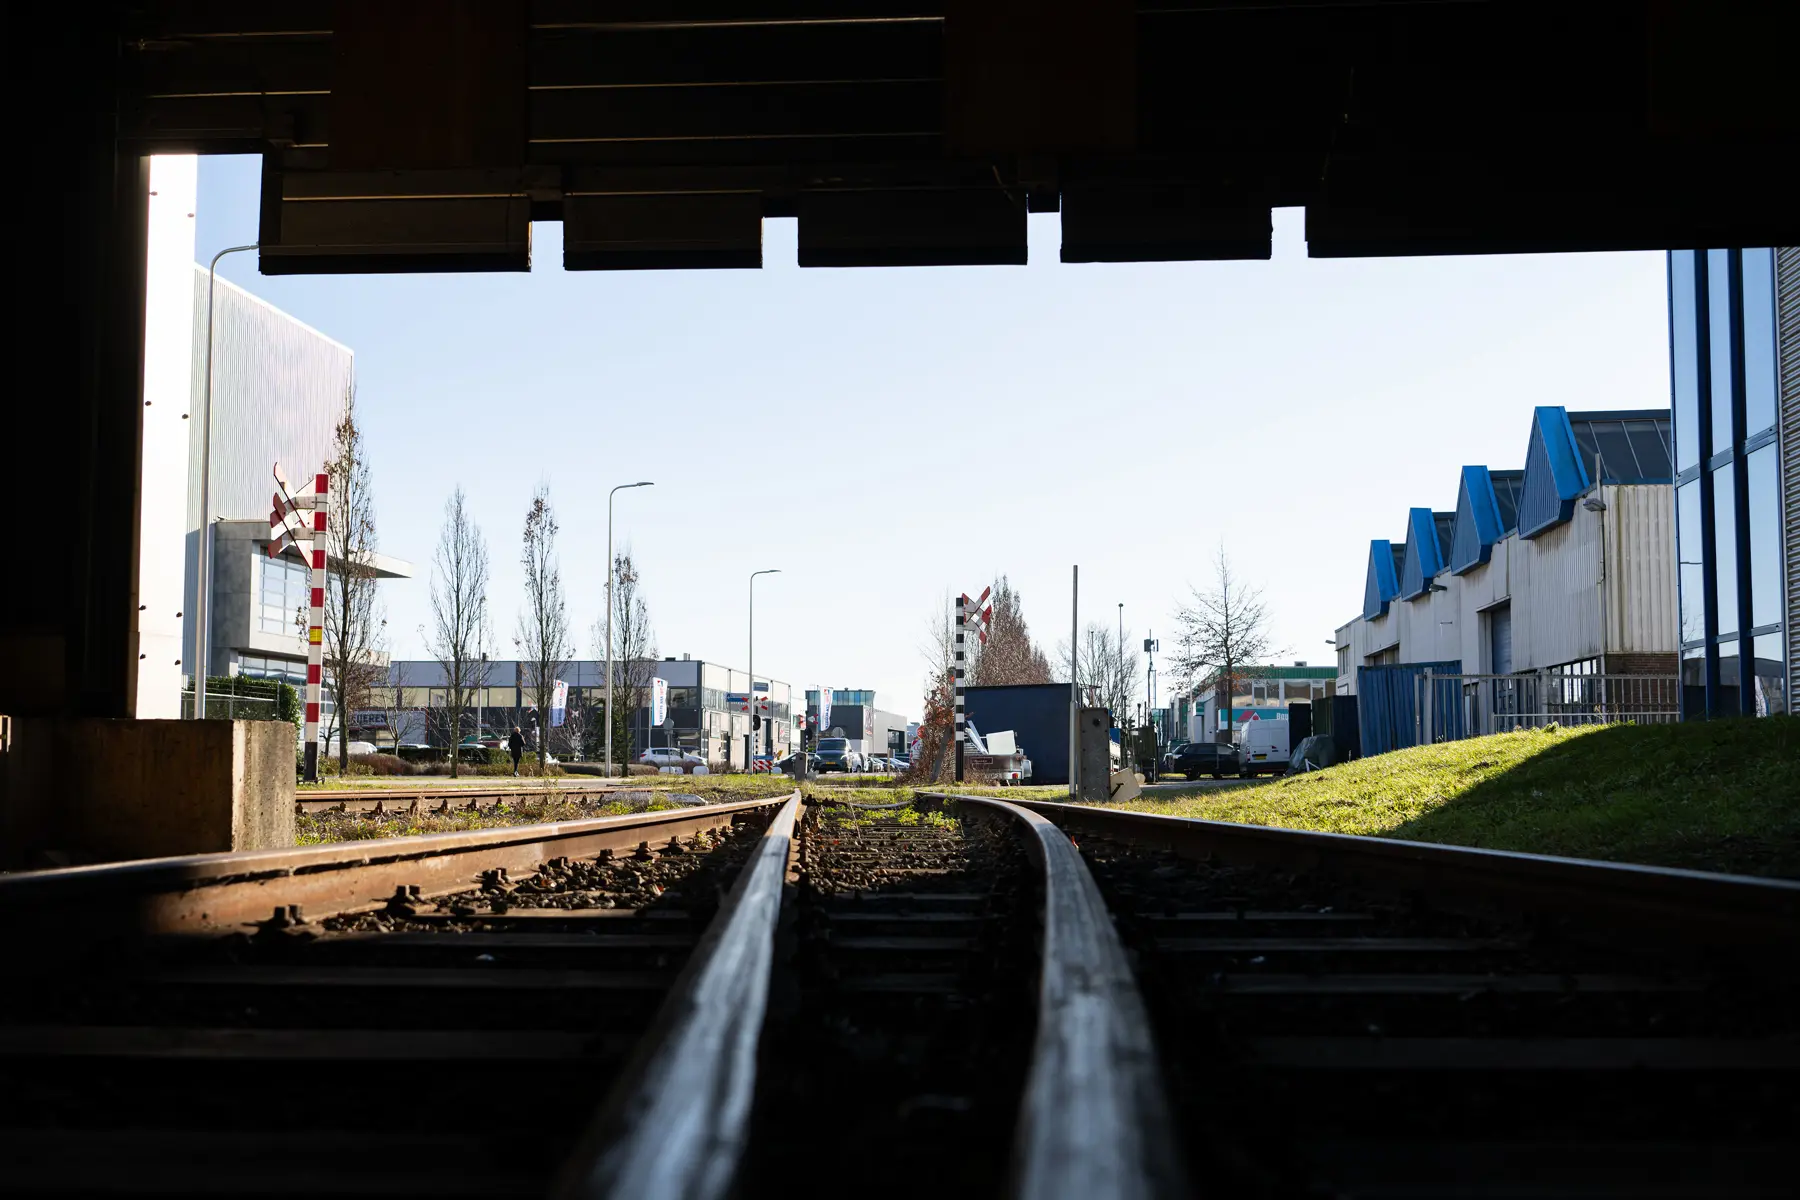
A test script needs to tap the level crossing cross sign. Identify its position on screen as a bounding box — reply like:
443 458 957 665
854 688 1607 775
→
268 464 328 782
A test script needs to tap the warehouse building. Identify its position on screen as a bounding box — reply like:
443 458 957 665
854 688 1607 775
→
1334 406 1679 746
803 689 911 757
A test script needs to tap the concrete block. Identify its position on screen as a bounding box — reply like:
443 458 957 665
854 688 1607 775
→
1 719 295 867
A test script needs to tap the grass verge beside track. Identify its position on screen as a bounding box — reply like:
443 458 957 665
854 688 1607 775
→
1098 719 1800 879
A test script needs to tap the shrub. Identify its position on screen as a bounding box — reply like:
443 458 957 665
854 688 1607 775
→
626 764 658 777
707 760 732 775
350 752 415 776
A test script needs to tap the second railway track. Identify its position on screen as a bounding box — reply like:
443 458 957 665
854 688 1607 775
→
2 789 1795 1198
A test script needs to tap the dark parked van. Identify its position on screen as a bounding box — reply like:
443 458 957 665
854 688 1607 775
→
1162 741 1241 779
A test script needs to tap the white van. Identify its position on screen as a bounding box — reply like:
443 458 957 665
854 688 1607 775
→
1235 719 1291 777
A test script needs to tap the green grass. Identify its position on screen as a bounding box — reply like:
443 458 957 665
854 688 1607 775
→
1099 719 1800 879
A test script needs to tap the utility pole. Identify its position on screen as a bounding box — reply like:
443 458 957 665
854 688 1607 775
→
605 481 653 775
748 568 780 772
1069 566 1079 801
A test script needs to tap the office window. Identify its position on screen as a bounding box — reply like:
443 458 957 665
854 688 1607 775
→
1706 249 1734 453
1746 446 1780 630
1711 462 1737 638
1741 249 1776 438
258 555 311 636
1752 634 1788 717
1670 251 1701 473
1676 481 1704 646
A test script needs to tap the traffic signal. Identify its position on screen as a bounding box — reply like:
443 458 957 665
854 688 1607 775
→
753 714 761 730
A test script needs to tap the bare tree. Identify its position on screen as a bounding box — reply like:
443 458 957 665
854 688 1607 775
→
1172 545 1280 739
594 548 656 769
907 591 960 782
427 487 492 777
969 576 1054 686
515 485 572 769
1060 622 1140 718
320 390 387 773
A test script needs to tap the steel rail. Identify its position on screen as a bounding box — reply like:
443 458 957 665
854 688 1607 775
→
554 790 802 1200
0 797 788 948
1011 801 1800 964
293 781 718 814
925 793 1188 1200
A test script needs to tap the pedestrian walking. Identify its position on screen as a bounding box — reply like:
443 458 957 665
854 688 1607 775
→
508 726 525 776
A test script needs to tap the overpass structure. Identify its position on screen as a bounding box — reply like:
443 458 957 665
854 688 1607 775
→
5 2 1797 848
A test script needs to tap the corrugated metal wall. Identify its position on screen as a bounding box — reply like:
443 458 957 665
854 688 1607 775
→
1603 484 1678 654
185 269 354 531
1507 506 1602 668
1779 247 1799 684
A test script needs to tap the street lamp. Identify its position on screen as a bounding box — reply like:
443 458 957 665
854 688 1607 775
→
747 569 780 771
605 481 653 776
191 241 257 719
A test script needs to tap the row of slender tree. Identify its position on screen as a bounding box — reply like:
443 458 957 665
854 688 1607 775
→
313 394 657 776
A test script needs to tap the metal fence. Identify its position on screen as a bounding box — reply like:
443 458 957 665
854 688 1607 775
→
1415 671 1680 744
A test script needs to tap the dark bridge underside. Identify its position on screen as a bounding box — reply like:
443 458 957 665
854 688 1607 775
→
120 1 1797 272
7 0 1797 723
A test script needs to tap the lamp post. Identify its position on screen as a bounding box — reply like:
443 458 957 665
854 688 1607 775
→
747 569 780 771
191 242 257 719
605 481 653 776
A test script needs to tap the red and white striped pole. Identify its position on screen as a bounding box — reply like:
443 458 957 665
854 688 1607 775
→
303 471 328 782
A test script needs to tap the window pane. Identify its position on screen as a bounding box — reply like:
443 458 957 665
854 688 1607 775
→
1707 249 1735 453
1747 445 1780 629
1670 251 1701 472
1752 633 1788 717
1711 461 1738 637
1742 248 1776 437
1676 480 1705 645
1680 646 1707 720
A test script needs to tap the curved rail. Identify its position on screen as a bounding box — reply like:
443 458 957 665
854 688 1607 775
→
1009 800 1800 964
555 791 802 1200
0 796 788 950
929 793 1188 1200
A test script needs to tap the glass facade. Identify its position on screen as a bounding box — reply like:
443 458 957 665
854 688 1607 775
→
257 555 311 636
1668 248 1788 718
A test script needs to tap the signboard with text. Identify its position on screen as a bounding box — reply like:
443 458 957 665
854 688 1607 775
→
550 679 568 727
725 692 751 713
652 677 667 727
819 687 833 732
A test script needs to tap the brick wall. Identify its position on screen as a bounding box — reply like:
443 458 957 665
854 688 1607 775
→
1606 652 1678 677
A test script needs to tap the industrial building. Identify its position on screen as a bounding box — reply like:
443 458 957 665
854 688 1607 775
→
129 154 412 719
1666 248 1794 719
804 689 911 757
1334 406 1679 746
377 656 795 769
1170 664 1339 744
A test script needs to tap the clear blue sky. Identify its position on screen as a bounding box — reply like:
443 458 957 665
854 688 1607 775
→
196 155 1670 720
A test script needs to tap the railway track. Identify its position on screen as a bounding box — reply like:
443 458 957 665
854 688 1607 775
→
1 790 1794 1198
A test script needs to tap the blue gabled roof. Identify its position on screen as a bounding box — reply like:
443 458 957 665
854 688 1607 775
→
1516 406 1592 538
1400 507 1453 599
1362 539 1402 620
1450 466 1505 574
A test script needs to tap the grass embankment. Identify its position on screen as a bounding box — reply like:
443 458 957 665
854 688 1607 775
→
1102 719 1800 879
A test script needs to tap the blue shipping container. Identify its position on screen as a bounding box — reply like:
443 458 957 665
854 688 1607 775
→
1356 662 1463 757
963 683 1072 785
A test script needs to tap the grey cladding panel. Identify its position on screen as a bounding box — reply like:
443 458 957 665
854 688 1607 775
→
1060 185 1270 262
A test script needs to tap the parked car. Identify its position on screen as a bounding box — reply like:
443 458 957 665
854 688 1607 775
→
639 747 703 770
1162 741 1240 779
866 755 891 772
1235 719 1292 777
814 737 857 773
888 756 910 772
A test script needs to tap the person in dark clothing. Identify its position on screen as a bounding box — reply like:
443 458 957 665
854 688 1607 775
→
508 727 525 776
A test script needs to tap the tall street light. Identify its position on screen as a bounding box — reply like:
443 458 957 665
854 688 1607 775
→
605 481 653 776
191 242 258 720
747 569 780 771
